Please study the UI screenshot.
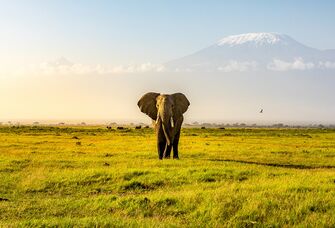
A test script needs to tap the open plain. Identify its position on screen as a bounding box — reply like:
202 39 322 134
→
0 126 335 227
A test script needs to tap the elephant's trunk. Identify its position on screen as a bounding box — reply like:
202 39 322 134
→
159 100 174 146
162 123 171 146
161 111 173 146
156 114 172 145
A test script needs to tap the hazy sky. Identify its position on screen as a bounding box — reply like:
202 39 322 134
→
0 1 334 124
1 0 335 66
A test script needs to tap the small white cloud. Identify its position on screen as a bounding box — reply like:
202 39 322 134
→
217 61 258 72
116 62 166 73
318 61 335 69
173 67 193 72
29 58 165 75
267 58 315 71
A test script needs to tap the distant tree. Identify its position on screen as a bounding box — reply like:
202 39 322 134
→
273 123 284 128
203 123 212 127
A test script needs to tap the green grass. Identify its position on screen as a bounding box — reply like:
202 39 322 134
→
1 126 335 227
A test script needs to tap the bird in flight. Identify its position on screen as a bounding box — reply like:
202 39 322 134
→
260 109 263 113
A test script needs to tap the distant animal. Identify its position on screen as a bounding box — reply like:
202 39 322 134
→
106 126 112 130
138 92 190 159
135 125 142 129
260 109 263 113
117 126 124 130
201 126 206 129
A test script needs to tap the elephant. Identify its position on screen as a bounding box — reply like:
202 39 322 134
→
137 92 190 160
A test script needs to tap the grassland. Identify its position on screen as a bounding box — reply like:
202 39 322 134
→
0 126 335 227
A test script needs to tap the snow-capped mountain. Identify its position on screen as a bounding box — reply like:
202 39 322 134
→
217 32 293 46
165 32 335 72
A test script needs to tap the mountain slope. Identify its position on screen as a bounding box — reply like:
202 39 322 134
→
165 32 335 72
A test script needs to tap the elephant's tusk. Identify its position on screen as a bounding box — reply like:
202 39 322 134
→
156 114 160 124
170 117 174 128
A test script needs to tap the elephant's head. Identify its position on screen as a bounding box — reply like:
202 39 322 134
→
137 92 190 145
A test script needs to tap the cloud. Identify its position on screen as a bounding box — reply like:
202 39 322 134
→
8 57 335 77
217 61 258 72
111 62 166 73
267 58 335 71
267 57 315 71
318 61 335 69
29 57 166 75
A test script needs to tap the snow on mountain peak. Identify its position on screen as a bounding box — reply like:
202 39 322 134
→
217 32 290 47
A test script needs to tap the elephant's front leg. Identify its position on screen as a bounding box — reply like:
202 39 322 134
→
156 125 166 160
173 130 181 159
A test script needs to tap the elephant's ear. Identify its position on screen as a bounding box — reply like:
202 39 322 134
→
137 92 160 120
171 93 190 116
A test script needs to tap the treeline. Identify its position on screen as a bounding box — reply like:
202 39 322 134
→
1 121 334 129
184 122 335 129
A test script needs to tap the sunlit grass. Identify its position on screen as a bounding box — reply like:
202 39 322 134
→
0 126 335 226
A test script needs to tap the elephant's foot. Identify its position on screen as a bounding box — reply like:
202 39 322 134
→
173 156 179 159
163 148 172 158
163 153 171 159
